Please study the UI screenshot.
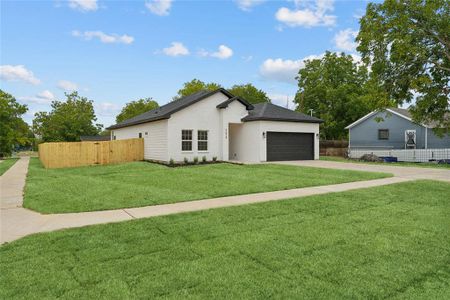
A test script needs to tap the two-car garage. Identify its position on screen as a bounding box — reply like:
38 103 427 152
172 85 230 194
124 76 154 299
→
266 132 314 161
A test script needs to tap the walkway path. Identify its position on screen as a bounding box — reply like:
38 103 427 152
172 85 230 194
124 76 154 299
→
1 158 449 244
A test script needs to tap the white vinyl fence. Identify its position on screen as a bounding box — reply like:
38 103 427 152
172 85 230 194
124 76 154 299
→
348 148 450 162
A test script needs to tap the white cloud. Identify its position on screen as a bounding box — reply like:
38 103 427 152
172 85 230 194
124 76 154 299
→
260 54 323 84
275 0 336 28
260 52 362 84
72 30 134 44
199 45 234 59
68 0 98 12
95 102 121 117
0 65 40 85
145 0 172 16
18 90 55 105
334 28 358 52
268 93 297 109
57 80 78 91
162 42 190 56
236 0 264 11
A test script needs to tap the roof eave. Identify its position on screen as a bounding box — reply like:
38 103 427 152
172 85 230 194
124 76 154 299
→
107 115 170 130
242 117 323 123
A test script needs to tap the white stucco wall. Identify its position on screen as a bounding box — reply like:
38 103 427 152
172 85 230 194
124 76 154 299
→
111 119 168 161
229 122 261 163
166 92 232 162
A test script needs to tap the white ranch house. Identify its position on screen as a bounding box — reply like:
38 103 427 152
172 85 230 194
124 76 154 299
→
108 89 323 163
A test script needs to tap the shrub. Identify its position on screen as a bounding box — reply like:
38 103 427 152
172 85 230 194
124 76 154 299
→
193 156 199 164
169 158 174 166
212 156 217 162
183 157 189 164
359 154 383 162
202 156 207 163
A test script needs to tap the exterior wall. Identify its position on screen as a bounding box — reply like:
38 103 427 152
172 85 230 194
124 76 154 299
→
349 111 427 149
427 130 450 148
166 92 232 162
220 100 250 161
229 122 261 163
258 121 320 161
111 120 168 161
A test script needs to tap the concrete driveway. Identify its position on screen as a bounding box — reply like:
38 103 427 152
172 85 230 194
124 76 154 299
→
273 160 450 182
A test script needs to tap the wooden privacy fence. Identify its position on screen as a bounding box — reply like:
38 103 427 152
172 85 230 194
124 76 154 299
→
39 138 144 169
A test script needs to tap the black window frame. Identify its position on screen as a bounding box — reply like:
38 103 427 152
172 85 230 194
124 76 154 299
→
198 130 208 151
378 129 389 140
138 132 142 138
181 129 193 151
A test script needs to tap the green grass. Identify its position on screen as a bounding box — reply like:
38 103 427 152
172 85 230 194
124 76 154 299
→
2 180 450 299
321 155 450 169
0 158 18 176
24 158 391 213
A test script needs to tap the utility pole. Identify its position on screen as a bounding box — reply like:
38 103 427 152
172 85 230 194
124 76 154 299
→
286 95 289 109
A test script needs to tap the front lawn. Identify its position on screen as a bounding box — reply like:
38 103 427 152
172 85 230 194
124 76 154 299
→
2 180 449 299
321 155 450 169
24 158 391 213
0 158 18 176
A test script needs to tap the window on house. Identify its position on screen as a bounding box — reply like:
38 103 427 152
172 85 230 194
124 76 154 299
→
138 132 142 138
378 129 389 140
113 136 116 140
198 130 208 151
182 130 192 151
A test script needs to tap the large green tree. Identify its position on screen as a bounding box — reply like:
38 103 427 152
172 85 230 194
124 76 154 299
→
295 52 373 140
357 0 450 131
116 98 159 123
33 92 102 142
173 79 222 100
0 90 29 157
229 83 270 104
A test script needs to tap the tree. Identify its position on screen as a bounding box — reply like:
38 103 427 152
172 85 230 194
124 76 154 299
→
0 90 29 157
173 79 222 100
32 91 102 142
228 84 270 104
116 98 159 123
357 0 450 131
295 52 374 140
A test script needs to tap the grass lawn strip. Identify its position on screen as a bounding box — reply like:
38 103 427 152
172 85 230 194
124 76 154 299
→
24 158 391 213
321 155 450 169
0 158 19 176
2 180 449 299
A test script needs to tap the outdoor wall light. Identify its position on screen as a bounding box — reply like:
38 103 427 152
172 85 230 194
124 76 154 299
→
316 133 319 139
262 132 266 139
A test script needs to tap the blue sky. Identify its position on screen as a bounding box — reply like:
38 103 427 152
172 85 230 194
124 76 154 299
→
1 0 368 127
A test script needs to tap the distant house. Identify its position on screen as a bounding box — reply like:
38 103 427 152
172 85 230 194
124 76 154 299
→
345 108 450 150
107 88 323 163
80 136 111 142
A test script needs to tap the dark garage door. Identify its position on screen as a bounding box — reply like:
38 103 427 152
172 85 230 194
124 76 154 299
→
266 132 314 161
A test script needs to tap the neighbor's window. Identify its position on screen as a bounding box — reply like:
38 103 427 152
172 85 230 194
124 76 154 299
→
198 130 208 151
378 129 389 140
182 130 192 151
138 132 142 138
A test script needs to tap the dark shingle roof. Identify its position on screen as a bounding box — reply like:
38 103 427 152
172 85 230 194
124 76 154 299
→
80 135 111 141
242 102 323 123
108 89 234 130
216 96 254 110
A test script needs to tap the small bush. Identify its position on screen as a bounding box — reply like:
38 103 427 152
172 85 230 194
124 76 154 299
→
183 157 189 164
169 158 174 166
202 156 207 163
359 154 383 162
193 157 199 164
212 156 217 162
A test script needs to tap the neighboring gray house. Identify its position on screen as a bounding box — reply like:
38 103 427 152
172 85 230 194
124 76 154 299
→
345 108 450 150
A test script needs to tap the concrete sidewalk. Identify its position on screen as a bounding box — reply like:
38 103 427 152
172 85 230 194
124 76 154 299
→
0 157 29 209
1 158 448 244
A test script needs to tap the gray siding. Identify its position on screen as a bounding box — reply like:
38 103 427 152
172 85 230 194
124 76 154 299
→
349 111 450 149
